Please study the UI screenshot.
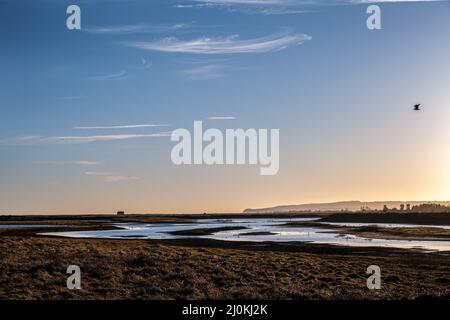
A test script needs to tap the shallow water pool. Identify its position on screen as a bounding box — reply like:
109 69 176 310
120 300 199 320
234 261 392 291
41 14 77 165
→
40 218 450 252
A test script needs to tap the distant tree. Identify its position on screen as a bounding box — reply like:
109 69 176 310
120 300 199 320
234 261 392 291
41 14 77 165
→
411 203 450 213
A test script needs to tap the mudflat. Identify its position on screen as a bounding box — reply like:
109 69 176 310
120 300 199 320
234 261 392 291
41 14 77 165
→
0 213 449 300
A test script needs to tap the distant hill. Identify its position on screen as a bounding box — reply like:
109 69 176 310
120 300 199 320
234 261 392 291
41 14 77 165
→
243 201 450 213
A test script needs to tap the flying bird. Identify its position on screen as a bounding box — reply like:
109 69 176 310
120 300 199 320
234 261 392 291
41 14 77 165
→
413 104 421 111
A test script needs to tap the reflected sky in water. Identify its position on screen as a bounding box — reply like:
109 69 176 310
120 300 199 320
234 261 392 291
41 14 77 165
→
39 218 450 252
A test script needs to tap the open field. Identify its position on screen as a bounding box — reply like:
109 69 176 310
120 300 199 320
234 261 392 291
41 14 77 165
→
0 213 450 300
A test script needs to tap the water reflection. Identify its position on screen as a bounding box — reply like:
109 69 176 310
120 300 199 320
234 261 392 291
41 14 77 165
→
0 224 62 229
40 218 450 252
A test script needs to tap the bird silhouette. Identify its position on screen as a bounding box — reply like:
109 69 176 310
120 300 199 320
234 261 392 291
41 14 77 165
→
413 104 421 111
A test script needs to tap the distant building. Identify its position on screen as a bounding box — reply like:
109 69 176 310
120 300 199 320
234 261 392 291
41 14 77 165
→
117 211 125 216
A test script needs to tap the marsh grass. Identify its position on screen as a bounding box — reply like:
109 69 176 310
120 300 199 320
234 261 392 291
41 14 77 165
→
0 236 449 300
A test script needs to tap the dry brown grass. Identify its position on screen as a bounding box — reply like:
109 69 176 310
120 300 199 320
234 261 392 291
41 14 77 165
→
1 235 449 300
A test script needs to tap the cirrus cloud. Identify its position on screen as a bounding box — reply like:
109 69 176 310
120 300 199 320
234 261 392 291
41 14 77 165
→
180 0 444 15
84 23 190 35
74 124 169 130
123 32 311 54
0 133 172 146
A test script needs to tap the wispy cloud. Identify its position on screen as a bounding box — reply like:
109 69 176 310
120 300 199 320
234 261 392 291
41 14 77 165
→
43 133 171 144
123 32 311 54
84 23 189 35
140 58 153 69
352 0 443 2
208 116 236 120
104 175 140 182
253 8 313 14
182 64 226 79
17 136 41 141
175 0 287 11
0 133 171 145
85 171 111 176
74 124 169 130
35 160 101 166
178 0 443 14
195 0 288 3
72 161 100 165
194 0 443 4
0 136 40 145
86 58 152 81
85 171 140 183
177 1 313 15
86 70 132 81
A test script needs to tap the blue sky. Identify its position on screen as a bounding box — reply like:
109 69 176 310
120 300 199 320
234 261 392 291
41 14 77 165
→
0 0 449 214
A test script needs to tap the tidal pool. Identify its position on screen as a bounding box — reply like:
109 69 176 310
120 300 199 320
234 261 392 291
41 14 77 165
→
40 217 450 252
0 224 63 229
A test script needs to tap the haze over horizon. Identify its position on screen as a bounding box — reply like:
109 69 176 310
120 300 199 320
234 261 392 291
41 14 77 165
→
2 199 450 216
1 0 449 214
